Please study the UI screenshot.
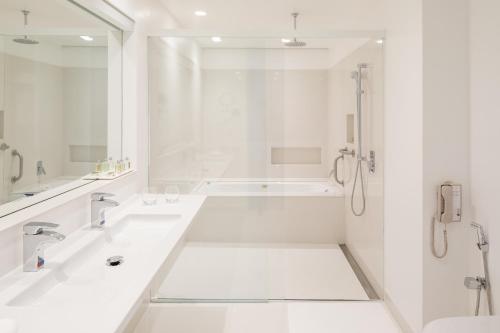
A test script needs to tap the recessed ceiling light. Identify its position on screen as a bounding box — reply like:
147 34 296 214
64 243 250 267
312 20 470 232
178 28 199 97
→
376 39 384 44
281 38 291 43
80 35 93 41
211 36 222 43
194 10 207 16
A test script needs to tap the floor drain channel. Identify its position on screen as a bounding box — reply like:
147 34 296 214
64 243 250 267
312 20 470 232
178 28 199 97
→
106 256 124 267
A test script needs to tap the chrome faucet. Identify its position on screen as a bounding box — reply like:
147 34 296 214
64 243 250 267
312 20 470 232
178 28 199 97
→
23 222 65 272
91 192 119 228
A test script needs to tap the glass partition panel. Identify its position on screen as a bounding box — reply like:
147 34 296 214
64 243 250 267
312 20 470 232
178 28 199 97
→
149 36 384 301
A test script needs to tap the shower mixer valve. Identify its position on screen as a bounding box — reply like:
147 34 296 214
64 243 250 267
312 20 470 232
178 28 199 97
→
368 150 376 174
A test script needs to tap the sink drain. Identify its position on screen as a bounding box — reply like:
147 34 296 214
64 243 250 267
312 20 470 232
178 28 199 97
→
106 256 124 267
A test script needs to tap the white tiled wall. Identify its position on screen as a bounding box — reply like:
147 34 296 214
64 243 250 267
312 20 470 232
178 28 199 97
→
201 68 329 179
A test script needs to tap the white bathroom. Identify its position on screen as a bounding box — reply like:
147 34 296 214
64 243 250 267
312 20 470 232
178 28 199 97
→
0 1 498 333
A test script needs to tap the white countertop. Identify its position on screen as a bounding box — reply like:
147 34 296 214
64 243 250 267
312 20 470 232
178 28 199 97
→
0 194 206 333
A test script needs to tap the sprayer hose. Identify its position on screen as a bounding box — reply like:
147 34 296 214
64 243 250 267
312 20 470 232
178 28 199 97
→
350 159 366 216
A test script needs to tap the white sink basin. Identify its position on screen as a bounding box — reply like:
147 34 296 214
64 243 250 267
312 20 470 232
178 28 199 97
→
6 214 180 307
423 316 500 333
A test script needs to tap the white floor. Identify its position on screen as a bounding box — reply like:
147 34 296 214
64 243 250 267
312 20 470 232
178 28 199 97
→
133 302 402 333
157 242 369 300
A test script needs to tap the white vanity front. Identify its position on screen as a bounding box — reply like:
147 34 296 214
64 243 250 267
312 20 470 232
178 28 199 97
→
0 195 206 333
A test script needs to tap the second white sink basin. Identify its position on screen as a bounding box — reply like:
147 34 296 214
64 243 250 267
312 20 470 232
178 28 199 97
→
7 214 180 307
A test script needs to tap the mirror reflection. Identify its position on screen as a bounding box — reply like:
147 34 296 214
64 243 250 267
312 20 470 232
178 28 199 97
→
0 1 122 207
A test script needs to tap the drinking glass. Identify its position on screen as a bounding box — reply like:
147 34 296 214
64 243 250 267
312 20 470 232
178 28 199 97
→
142 186 159 206
164 185 180 203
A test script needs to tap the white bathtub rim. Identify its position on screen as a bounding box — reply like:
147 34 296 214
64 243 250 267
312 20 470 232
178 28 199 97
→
193 178 344 197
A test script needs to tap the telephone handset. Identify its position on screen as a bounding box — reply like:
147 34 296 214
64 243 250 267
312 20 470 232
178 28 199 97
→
432 181 462 259
436 182 462 223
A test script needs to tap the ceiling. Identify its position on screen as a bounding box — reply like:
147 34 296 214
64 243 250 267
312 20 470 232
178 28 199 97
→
159 0 386 31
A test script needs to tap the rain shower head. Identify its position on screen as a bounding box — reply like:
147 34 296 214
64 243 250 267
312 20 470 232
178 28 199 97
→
13 36 39 45
284 13 306 47
284 39 306 47
13 10 39 45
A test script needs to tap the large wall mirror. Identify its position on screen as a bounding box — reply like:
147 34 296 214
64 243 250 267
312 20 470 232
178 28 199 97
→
0 0 124 217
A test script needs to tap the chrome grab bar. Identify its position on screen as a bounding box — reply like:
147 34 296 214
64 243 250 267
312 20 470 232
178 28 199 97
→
11 149 23 183
329 147 355 187
331 155 345 186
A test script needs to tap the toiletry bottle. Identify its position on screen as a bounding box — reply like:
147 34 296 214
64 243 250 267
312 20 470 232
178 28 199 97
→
116 160 123 173
95 160 101 173
125 157 131 170
101 159 108 172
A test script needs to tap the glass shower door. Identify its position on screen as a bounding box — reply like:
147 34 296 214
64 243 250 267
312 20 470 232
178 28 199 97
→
148 35 384 302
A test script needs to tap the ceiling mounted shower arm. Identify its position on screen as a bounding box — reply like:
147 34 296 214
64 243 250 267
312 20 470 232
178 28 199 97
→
22 10 29 26
292 12 298 30
284 12 306 47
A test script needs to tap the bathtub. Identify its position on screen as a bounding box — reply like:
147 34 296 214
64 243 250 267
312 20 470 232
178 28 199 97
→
188 179 346 244
194 179 343 197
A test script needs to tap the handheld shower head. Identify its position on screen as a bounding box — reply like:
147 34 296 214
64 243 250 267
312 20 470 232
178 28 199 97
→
471 222 488 251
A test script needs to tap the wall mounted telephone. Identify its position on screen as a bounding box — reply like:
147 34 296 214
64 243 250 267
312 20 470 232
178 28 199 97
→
432 181 462 259
436 182 462 223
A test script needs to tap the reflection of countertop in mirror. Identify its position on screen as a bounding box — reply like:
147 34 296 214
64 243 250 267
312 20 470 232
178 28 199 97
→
0 195 206 333
10 176 79 197
82 168 135 180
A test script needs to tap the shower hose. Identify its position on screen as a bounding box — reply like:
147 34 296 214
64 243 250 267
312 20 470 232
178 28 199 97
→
350 158 366 216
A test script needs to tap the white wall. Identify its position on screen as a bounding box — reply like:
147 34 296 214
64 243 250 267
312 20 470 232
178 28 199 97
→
201 67 329 179
203 49 330 179
120 0 180 190
382 0 423 331
469 0 500 315
422 0 471 324
327 41 385 297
